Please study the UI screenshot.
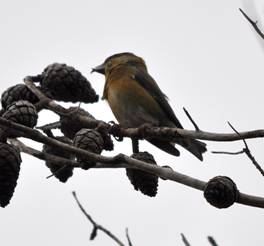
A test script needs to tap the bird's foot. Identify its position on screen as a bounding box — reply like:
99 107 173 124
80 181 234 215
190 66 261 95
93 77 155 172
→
95 123 114 151
108 121 123 141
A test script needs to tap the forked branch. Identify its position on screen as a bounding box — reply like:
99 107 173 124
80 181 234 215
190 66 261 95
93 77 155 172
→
72 191 126 246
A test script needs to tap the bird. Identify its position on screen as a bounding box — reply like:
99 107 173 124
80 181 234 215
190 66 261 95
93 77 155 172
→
92 52 207 160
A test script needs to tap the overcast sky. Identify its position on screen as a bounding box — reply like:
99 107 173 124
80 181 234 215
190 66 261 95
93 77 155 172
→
0 0 264 245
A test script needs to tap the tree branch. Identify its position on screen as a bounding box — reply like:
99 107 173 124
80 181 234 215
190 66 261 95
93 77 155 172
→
183 107 200 131
212 150 244 155
208 236 219 246
181 233 191 246
1 117 264 208
8 138 80 167
36 121 61 131
8 138 123 170
228 122 264 176
212 123 264 177
239 8 264 40
125 228 133 246
72 191 126 246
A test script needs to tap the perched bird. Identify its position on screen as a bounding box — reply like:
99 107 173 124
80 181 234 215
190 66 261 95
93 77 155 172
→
92 52 206 160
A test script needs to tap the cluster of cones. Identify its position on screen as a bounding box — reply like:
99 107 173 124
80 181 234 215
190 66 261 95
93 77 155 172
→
0 63 160 207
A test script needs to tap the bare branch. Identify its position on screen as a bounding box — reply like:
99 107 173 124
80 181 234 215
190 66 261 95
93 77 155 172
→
1 118 264 208
228 122 264 177
212 150 244 155
183 107 200 131
125 228 133 246
46 165 68 179
243 148 264 176
8 138 80 168
181 233 191 246
239 8 264 40
8 138 123 170
208 236 219 246
122 126 264 142
36 121 61 131
72 191 126 246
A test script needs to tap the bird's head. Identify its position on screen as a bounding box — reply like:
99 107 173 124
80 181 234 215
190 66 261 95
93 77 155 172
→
92 52 147 76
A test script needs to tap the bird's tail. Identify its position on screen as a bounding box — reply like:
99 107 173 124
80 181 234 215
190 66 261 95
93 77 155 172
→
147 139 180 156
148 137 207 161
175 137 207 161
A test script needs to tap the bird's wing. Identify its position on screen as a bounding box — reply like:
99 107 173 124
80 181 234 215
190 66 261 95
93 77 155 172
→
131 67 183 128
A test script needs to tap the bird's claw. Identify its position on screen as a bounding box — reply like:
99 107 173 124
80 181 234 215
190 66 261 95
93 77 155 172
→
108 121 123 142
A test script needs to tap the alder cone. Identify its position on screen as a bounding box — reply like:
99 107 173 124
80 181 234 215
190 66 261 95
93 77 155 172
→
0 143 21 207
43 137 74 183
2 100 38 137
126 152 158 197
73 129 104 169
60 107 95 139
1 84 39 110
100 132 114 151
60 107 114 150
40 63 99 103
204 176 239 209
0 109 5 116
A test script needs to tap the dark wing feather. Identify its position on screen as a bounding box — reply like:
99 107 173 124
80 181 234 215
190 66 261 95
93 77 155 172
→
132 67 183 128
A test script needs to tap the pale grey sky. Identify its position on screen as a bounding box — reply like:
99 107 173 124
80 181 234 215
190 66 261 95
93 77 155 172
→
0 0 264 245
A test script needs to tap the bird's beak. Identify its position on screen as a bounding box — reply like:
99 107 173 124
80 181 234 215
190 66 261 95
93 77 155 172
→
91 63 105 74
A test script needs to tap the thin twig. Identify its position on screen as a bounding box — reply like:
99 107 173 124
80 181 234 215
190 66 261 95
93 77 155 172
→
46 165 67 179
228 122 248 147
43 129 54 138
125 228 133 246
208 236 219 246
183 107 200 131
8 138 124 169
212 150 244 155
8 138 80 167
181 233 191 246
239 8 264 40
228 122 264 177
72 191 126 246
36 121 61 131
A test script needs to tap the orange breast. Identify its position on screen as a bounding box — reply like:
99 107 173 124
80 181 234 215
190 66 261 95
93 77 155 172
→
105 69 166 127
